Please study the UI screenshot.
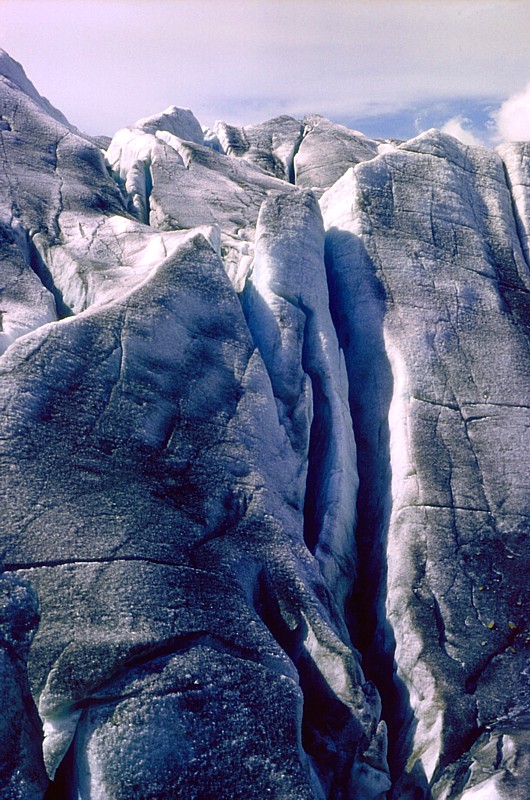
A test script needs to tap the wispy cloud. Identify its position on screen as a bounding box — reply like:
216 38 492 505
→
440 116 484 147
493 83 530 142
436 86 530 146
2 0 530 140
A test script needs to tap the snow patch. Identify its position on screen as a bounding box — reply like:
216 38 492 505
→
384 330 418 509
377 142 397 156
40 708 82 779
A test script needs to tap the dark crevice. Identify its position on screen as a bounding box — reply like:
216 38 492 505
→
25 232 73 319
324 230 391 637
103 157 152 225
253 569 370 800
44 737 76 800
238 242 378 795
464 627 518 694
323 227 428 798
436 756 472 800
214 119 306 184
494 733 504 771
288 127 306 185
432 593 448 651
302 371 331 555
104 162 133 215
3 556 220 573
144 160 153 224
430 722 486 789
217 122 249 158
301 302 332 556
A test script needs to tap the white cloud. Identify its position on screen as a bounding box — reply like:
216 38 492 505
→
495 83 530 141
440 116 484 146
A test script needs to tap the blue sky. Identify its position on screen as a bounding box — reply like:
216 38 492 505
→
2 0 530 143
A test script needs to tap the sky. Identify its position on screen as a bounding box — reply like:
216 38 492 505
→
2 0 530 145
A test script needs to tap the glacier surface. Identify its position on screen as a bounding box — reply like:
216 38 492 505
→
0 50 529 800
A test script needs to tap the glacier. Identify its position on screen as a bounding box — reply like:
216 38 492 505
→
0 50 528 800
